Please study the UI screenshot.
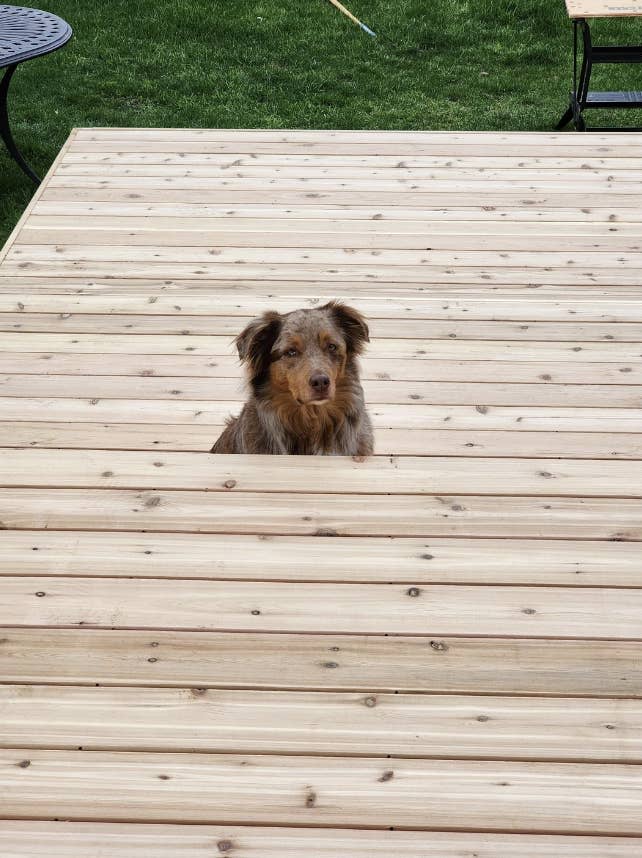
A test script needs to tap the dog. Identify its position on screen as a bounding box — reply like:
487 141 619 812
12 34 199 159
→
210 301 373 455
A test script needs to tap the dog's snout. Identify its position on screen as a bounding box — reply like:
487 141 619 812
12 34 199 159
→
310 373 330 391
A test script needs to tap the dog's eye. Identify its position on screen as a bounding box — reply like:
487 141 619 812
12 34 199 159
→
285 348 298 358
327 343 338 352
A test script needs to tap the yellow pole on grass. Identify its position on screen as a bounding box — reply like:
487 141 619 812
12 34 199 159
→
326 0 376 37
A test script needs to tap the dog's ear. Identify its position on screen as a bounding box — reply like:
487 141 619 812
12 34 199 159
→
326 301 370 355
235 311 282 382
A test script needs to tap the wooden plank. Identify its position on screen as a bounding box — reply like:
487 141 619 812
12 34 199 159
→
1 488 640 539
3 577 642 638
2 289 642 323
21 210 642 231
57 149 642 167
36 184 640 209
1 332 639 360
6 313 642 342
2 353 641 385
2 748 642 833
3 531 639 586
7 259 642 286
63 139 642 156
38 179 642 201
2 628 641 695
48 163 642 184
565 0 642 18
1 685 641 761
1 450 641 498
2 423 640 459
2 823 641 858
70 128 642 143
2 374 640 407
31 199 642 222
19 226 642 254
38 185 642 208
3 399 639 432
14 243 642 270
38 174 642 194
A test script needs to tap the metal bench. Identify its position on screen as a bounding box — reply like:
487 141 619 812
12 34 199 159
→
557 0 642 130
0 4 71 183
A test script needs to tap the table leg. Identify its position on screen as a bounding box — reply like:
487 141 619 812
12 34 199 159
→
0 64 41 184
556 19 591 131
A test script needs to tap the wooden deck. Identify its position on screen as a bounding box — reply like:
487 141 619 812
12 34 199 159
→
0 128 642 854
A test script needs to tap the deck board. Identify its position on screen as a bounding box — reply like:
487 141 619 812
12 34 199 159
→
0 127 641 851
3 823 642 858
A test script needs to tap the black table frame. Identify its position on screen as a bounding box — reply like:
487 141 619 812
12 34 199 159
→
557 17 642 131
0 63 40 182
0 5 72 184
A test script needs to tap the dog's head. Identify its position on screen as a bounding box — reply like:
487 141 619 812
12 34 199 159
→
235 301 369 406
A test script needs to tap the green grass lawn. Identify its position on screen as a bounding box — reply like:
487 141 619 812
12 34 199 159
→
2 0 642 244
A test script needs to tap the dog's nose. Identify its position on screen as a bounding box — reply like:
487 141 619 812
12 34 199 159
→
309 373 330 391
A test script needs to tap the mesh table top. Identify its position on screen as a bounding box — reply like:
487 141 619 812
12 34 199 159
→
0 4 71 68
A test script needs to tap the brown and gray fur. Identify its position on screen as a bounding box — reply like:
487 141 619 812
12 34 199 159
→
210 301 373 455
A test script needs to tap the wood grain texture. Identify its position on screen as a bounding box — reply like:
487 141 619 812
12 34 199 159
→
4 577 642 638
2 748 642 833
3 423 641 458
2 128 642 848
2 450 641 497
2 823 642 858
2 685 641 761
3 531 639 586
1 628 641 696
2 488 641 539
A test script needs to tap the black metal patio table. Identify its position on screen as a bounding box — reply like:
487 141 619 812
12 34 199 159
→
557 0 642 130
0 4 71 183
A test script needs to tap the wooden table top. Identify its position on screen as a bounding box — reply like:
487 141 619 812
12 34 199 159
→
1 127 642 855
566 0 642 18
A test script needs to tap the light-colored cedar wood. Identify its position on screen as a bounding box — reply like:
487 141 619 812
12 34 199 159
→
56 149 642 166
2 823 642 858
28 198 642 222
18 227 642 254
3 577 642 638
1 450 641 498
2 531 640 586
2 374 640 407
1 685 642 761
2 290 642 323
0 485 631 540
2 423 641 459
36 185 642 209
44 157 642 176
1 488 641 539
13 243 642 270
2 628 641 695
69 128 642 140
7 260 642 286
3 332 639 360
3 399 639 432
5 313 642 342
3 748 642 833
565 0 642 17
2 128 642 850
34 174 642 195
2 353 641 384
63 137 642 154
